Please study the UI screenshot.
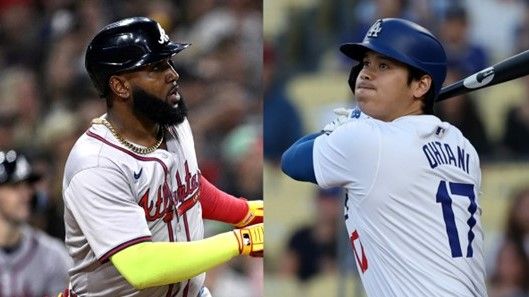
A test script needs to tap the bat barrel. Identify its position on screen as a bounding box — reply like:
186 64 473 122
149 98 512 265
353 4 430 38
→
437 49 529 102
437 81 464 101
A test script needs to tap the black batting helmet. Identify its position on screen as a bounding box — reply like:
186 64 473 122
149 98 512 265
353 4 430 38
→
85 17 190 97
0 150 40 186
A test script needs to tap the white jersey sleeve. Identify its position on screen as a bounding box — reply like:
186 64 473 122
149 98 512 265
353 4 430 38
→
64 165 151 260
313 119 380 196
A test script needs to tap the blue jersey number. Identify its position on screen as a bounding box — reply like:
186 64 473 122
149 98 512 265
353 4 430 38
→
436 181 478 258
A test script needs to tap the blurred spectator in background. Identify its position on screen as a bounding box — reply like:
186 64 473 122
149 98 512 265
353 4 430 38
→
504 187 529 253
0 150 71 296
0 112 16 151
343 0 410 52
37 110 82 239
0 67 42 149
263 43 303 165
513 0 529 53
344 0 437 47
488 239 529 297
189 80 250 181
438 5 489 76
465 0 524 59
279 187 342 282
26 150 64 238
435 64 492 157
178 0 262 92
501 76 529 158
221 123 263 199
0 0 40 68
488 186 529 297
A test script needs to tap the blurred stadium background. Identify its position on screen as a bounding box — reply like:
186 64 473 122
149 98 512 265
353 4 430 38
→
0 0 262 296
264 0 529 296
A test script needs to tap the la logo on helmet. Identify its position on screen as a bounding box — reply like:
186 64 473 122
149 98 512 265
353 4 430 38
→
157 23 170 44
367 19 383 38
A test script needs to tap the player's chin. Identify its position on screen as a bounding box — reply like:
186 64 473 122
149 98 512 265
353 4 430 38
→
355 92 373 106
356 100 377 118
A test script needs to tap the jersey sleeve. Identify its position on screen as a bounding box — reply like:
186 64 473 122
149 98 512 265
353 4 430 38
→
312 120 381 194
63 167 151 261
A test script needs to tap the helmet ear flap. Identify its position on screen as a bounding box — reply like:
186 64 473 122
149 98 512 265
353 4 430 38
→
348 63 363 94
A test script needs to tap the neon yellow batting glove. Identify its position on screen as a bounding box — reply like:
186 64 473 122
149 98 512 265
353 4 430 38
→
233 223 263 257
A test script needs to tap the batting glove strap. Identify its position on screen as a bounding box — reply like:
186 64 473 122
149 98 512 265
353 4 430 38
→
234 200 263 228
233 223 264 257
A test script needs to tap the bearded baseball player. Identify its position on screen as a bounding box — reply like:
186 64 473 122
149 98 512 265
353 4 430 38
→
61 17 263 297
282 18 487 296
0 150 71 296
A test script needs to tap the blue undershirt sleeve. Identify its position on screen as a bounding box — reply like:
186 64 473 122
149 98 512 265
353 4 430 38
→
280 132 322 184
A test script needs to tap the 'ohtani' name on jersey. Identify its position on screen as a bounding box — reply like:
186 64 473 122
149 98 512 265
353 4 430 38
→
422 141 470 174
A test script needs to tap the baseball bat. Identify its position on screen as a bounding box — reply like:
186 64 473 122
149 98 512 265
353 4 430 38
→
437 49 529 101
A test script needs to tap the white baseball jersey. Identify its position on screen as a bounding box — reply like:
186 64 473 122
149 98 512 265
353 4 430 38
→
313 114 487 297
0 225 71 297
63 117 204 297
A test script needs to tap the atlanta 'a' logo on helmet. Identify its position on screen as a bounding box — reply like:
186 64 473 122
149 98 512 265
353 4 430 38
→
157 23 170 44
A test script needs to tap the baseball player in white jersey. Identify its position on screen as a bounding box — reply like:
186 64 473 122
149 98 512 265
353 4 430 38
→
281 18 487 296
0 150 72 296
61 17 263 297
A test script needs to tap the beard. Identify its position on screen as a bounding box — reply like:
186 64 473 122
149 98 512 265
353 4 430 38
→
131 88 188 126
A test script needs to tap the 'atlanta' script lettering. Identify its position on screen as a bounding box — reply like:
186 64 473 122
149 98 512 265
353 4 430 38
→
138 161 200 222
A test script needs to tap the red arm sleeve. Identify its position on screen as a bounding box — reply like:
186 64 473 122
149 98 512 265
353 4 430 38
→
199 176 249 224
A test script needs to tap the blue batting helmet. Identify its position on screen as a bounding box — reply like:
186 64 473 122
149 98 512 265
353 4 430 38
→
85 17 190 97
340 18 447 111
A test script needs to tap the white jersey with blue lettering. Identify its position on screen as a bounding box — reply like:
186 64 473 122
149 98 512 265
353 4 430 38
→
63 116 204 297
313 113 487 297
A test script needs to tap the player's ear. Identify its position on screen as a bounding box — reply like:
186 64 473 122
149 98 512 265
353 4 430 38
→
109 75 131 99
412 75 432 99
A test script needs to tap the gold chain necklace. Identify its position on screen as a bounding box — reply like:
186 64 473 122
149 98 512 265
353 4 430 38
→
91 117 164 155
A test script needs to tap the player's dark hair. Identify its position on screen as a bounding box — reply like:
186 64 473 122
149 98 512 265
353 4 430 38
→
407 66 435 114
